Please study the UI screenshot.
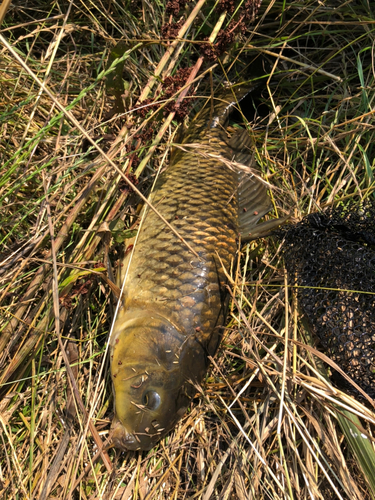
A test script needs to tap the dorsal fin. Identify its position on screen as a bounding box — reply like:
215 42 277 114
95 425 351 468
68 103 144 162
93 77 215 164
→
229 127 287 242
238 171 271 226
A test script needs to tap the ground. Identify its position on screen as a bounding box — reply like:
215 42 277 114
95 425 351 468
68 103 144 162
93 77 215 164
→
1 0 375 498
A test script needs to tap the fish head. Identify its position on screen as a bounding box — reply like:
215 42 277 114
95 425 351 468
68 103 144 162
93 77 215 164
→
109 309 202 451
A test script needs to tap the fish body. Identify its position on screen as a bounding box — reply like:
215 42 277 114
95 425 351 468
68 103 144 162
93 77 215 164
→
110 87 272 450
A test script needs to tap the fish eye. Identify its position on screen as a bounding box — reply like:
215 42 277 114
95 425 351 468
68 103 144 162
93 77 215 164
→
142 390 161 411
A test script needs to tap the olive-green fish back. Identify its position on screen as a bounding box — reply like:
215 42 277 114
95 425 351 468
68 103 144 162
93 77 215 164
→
120 86 268 348
110 86 274 450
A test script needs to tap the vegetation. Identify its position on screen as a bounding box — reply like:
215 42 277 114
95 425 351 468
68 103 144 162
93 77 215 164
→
0 0 375 498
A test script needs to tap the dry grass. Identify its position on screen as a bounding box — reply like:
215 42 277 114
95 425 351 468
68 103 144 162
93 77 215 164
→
1 0 375 498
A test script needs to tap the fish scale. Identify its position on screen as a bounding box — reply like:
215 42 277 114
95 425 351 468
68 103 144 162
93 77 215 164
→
119 147 239 335
110 87 273 450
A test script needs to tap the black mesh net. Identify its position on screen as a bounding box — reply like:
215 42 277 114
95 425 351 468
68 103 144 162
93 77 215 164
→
277 201 375 401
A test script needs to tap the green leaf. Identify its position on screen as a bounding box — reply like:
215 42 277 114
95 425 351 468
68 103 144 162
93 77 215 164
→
336 409 375 500
59 268 106 289
358 144 374 186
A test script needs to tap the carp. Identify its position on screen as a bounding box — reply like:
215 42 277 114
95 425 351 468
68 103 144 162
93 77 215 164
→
110 86 275 450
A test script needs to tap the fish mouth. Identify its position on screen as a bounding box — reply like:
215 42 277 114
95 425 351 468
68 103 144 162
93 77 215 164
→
112 432 139 451
111 418 141 451
110 417 156 451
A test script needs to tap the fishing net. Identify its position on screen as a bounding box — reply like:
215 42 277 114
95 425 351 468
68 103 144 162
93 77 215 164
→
278 201 375 401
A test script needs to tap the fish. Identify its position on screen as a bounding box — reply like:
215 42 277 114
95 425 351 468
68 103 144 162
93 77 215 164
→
109 86 277 450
